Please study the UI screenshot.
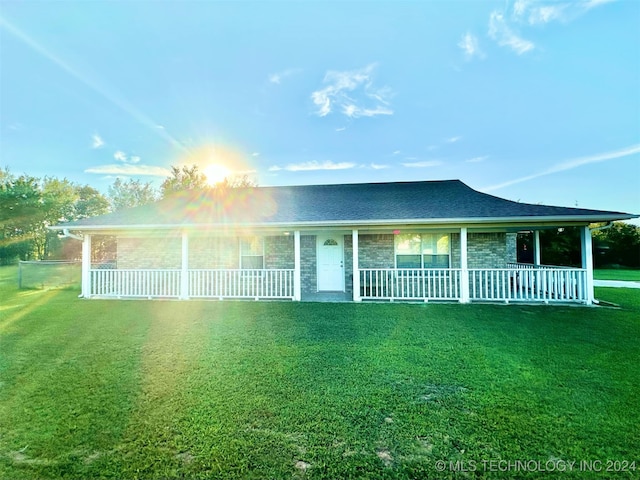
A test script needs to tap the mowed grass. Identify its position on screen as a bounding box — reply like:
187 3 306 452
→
594 269 640 282
1 267 639 479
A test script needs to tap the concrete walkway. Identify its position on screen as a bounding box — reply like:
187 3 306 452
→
594 280 640 289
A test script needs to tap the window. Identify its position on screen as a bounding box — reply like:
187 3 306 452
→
240 237 264 269
395 233 450 269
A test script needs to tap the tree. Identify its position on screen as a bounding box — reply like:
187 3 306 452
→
1 173 114 263
0 172 44 263
160 165 207 198
75 185 110 219
592 222 640 268
215 173 257 190
108 178 158 211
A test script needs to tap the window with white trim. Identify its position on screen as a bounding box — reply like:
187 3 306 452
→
240 237 264 269
395 233 450 269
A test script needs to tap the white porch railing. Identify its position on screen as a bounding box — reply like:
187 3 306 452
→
189 269 295 299
358 267 588 303
91 269 181 297
89 268 295 299
359 269 462 300
469 267 587 302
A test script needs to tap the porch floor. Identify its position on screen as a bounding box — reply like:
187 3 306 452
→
302 291 352 302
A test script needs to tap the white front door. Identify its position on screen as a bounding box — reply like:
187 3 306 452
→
317 235 344 291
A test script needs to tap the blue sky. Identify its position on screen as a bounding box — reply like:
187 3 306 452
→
1 0 638 220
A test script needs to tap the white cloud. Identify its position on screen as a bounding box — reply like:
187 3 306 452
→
583 0 616 10
458 32 485 60
252 152 260 157
113 150 127 162
269 160 356 172
370 163 390 170
489 11 535 54
446 136 462 143
527 5 567 24
514 0 615 25
484 144 640 191
392 150 401 155
129 155 141 164
310 63 393 118
91 133 104 149
268 68 301 84
402 160 443 168
85 164 171 176
465 155 489 163
335 127 347 132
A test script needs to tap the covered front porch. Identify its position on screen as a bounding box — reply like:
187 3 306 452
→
80 224 595 304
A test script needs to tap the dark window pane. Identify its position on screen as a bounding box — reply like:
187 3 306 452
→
423 254 449 268
397 254 421 268
241 256 264 269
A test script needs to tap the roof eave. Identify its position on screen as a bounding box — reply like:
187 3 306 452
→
49 213 637 232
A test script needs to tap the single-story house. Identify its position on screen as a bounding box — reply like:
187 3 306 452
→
51 180 637 304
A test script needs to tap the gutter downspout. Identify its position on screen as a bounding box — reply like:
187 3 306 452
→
588 221 613 305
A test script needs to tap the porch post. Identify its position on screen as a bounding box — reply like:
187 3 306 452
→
533 230 541 266
352 229 361 302
81 234 92 298
294 231 301 301
180 231 189 300
581 226 594 304
460 227 470 303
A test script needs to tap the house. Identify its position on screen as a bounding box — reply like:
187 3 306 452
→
51 180 637 304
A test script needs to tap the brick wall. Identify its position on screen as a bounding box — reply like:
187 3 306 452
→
506 233 517 263
265 236 294 269
467 233 507 269
300 235 316 294
188 237 238 268
359 234 395 268
117 236 182 269
344 234 353 294
450 233 461 268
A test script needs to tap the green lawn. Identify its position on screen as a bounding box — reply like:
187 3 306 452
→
1 267 639 479
594 269 640 281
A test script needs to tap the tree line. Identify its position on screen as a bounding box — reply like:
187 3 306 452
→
0 166 253 264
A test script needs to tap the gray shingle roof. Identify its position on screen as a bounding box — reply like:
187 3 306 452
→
55 180 636 230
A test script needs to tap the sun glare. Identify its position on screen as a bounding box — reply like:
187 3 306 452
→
203 163 231 186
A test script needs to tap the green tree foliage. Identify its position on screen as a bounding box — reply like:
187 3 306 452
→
160 165 207 198
0 171 43 263
593 222 640 268
108 178 158 211
517 222 640 268
215 173 257 189
0 171 110 263
75 185 111 219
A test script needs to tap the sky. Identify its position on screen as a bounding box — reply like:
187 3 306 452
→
1 0 639 222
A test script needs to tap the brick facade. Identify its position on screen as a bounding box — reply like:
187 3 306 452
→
116 230 512 292
189 237 238 269
359 234 395 268
467 233 508 269
118 236 182 269
300 235 316 294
